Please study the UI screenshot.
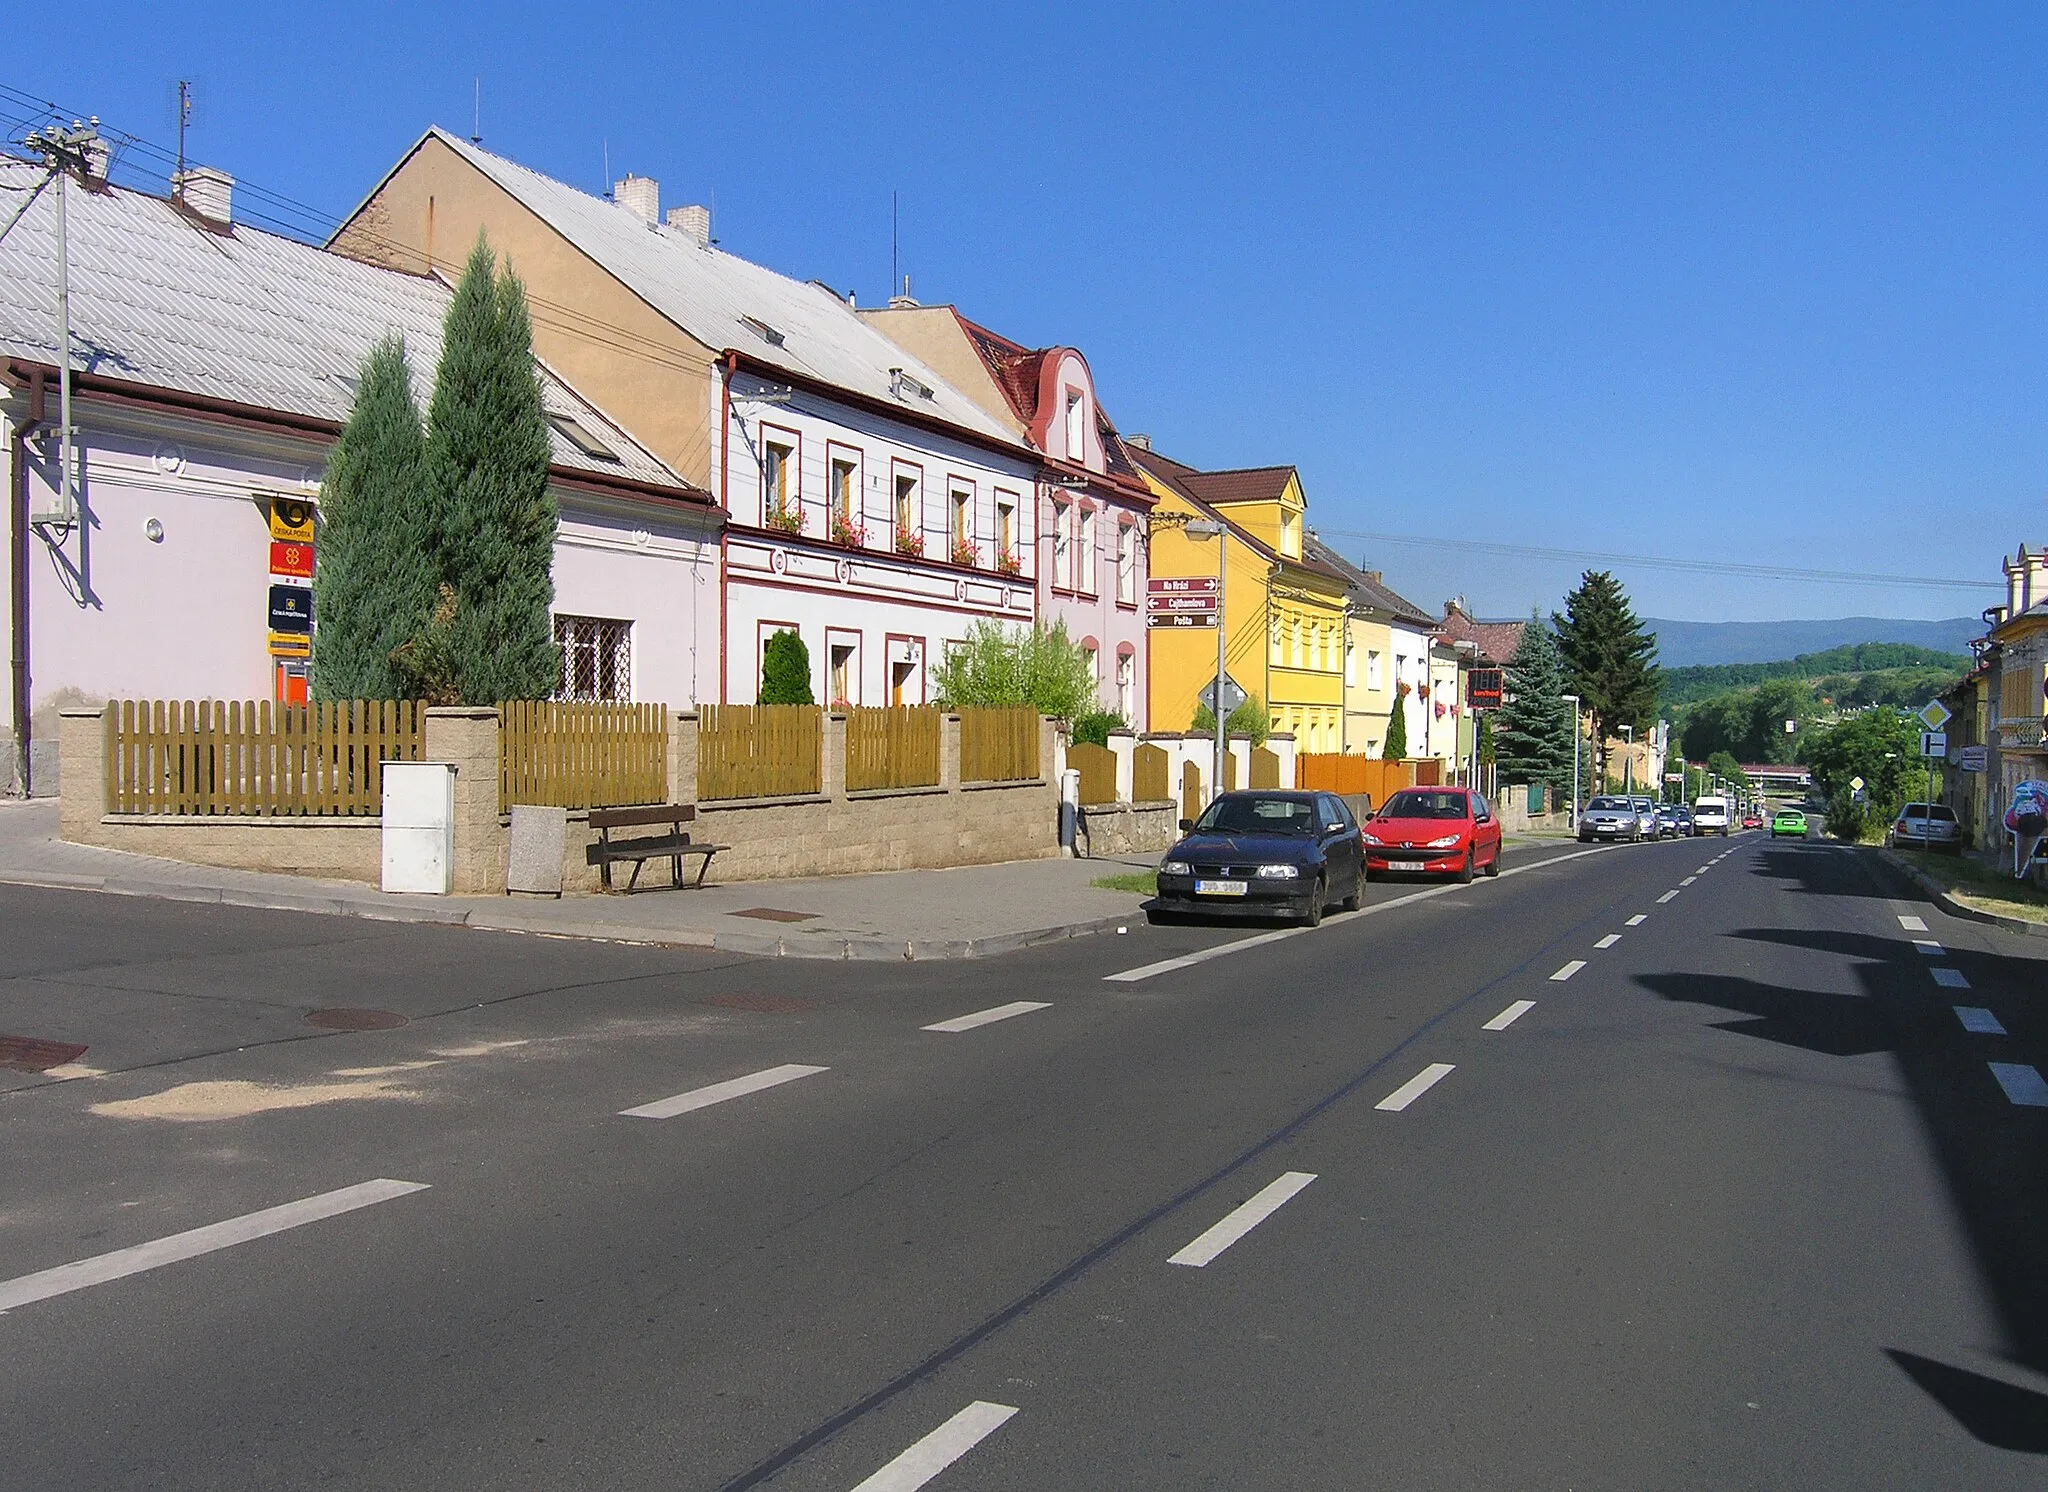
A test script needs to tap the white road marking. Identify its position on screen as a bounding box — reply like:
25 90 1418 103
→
1167 1171 1318 1267
1626 914 1648 926
923 1001 1051 1033
1680 876 1697 886
850 1401 1020 1492
1551 960 1587 981
1696 866 1711 875
1483 999 1536 1031
1931 968 1971 990
1594 934 1622 949
1898 914 1928 932
1990 1063 2048 1108
620 1063 828 1119
1103 844 1617 982
1376 1062 1457 1111
0 1179 429 1314
1956 1006 2007 1035
1913 939 1945 957
1657 890 1680 903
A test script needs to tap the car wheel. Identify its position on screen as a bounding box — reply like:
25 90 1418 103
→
1484 844 1502 877
1340 870 1362 912
1304 876 1326 927
1456 850 1475 885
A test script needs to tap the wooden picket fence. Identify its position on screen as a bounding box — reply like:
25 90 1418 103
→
1068 742 1118 805
845 707 941 793
1296 753 1443 804
698 704 823 801
959 708 1039 784
499 700 668 813
1133 742 1171 804
103 699 422 816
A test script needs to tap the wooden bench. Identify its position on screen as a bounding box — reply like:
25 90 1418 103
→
585 804 727 892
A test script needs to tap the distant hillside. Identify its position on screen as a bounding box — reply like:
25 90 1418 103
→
1644 616 1980 668
1662 643 1971 709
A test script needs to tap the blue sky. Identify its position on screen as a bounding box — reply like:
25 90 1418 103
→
8 2 2044 623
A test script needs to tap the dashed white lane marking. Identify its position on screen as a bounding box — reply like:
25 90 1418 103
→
0 1179 429 1314
1167 1171 1318 1267
1695 866 1712 875
1956 1007 2007 1035
1931 968 1971 990
1103 844 1617 982
1657 890 1680 903
620 1063 829 1119
1376 1062 1457 1111
1483 999 1536 1031
1914 940 1945 957
1626 914 1648 927
1551 960 1587 981
1899 914 1929 932
1680 876 1698 886
849 1401 1020 1492
1594 934 1622 949
923 1001 1051 1033
1990 1063 2048 1108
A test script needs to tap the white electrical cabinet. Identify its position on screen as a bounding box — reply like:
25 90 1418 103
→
381 762 457 894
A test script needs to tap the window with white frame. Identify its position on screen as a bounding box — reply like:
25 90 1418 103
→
1052 499 1072 588
555 615 632 702
1270 614 1283 663
829 453 857 523
1116 522 1136 604
1064 389 1085 461
894 468 919 544
1343 636 1356 687
950 482 974 560
1367 649 1383 690
1116 651 1134 721
1078 506 1098 594
995 492 1018 563
763 437 796 523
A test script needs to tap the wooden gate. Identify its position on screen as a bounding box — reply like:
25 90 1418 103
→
1250 746 1281 789
1181 760 1203 823
1133 743 1170 804
1068 741 1118 805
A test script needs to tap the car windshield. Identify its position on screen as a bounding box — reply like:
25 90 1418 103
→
1194 795 1316 835
1588 797 1627 811
1380 790 1469 820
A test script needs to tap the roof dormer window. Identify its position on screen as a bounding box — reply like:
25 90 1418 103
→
740 314 785 348
890 367 935 402
1064 388 1085 462
548 413 620 462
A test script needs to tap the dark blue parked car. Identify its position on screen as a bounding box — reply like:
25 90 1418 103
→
1150 790 1365 926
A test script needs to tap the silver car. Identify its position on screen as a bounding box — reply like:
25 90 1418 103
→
1888 802 1962 854
1578 795 1642 843
1630 796 1663 840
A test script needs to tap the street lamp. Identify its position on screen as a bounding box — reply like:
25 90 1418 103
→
1562 693 1581 827
1183 518 1228 799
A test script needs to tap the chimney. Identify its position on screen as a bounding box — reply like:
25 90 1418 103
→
2030 549 2048 611
80 137 111 182
1125 433 1151 450
665 203 711 246
173 165 233 225
1365 570 1383 585
613 174 658 224
2010 550 2030 616
887 274 918 309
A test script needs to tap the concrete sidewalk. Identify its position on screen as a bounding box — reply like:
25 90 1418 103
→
0 800 1157 960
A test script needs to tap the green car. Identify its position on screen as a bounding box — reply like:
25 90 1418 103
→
1771 808 1808 839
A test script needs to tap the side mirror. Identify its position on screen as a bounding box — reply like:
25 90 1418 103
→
1325 822 1345 834
1178 818 1193 832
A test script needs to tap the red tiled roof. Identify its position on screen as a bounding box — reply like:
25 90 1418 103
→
1178 466 1296 505
959 316 1049 428
1438 604 1527 666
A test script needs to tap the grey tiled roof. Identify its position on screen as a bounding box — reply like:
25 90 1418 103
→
396 130 1027 449
0 157 685 490
1302 535 1437 626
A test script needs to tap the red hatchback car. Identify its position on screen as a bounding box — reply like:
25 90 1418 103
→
1363 787 1504 882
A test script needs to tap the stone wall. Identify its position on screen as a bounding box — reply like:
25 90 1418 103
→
1075 800 1179 858
60 705 1057 893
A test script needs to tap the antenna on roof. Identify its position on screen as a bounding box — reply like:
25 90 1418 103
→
891 188 897 305
175 80 192 181
471 77 482 145
602 140 610 198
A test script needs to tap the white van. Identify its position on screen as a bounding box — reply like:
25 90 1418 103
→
1692 796 1731 836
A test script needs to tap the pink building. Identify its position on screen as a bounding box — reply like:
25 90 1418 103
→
862 306 1155 726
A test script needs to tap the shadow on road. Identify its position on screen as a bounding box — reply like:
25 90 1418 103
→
1635 847 2048 1451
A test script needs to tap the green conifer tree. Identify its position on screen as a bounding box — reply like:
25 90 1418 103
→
1553 570 1660 785
759 630 815 704
1491 616 1575 792
419 236 560 704
312 335 432 700
1383 684 1410 760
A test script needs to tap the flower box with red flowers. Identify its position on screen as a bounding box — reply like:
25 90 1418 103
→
894 530 926 558
993 546 1022 576
765 504 803 537
830 512 866 549
949 538 980 569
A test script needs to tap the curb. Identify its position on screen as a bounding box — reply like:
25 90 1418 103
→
0 870 1143 960
1874 847 2048 940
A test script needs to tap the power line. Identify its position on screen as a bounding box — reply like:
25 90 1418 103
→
1316 528 2000 593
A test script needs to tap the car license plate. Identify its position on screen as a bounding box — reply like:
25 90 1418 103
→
1194 879 1248 896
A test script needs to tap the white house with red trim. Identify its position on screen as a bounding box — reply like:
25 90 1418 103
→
862 306 1154 726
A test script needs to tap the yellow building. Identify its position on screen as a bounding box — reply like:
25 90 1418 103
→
1130 448 1349 752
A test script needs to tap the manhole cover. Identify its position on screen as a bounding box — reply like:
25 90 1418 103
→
305 1008 409 1031
729 907 820 923
700 993 820 1013
0 1035 89 1073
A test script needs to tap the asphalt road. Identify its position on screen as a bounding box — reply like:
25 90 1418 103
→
4 830 2046 1489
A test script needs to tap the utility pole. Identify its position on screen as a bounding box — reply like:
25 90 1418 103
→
24 118 102 535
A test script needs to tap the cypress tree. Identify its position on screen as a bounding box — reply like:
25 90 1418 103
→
1492 615 1576 793
759 630 815 704
419 235 560 704
312 334 432 700
1384 684 1410 760
1553 570 1660 784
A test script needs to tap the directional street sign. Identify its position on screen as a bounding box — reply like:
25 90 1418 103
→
1146 592 1219 616
1146 612 1216 629
1921 731 1947 759
1917 699 1952 732
1147 576 1218 596
1960 745 1988 772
